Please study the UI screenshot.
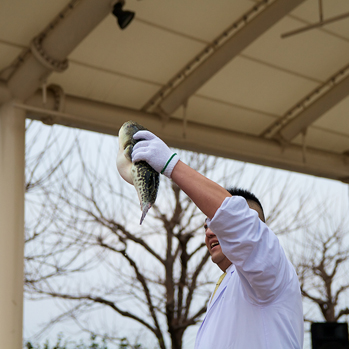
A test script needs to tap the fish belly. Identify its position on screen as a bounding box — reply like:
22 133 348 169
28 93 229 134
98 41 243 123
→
116 145 134 185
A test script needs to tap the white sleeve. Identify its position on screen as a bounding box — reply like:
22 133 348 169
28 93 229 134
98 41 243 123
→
207 196 293 304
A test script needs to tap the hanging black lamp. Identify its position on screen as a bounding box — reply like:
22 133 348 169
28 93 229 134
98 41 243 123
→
112 1 135 30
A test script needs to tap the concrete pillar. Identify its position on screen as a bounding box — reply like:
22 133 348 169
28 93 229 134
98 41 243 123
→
0 101 26 348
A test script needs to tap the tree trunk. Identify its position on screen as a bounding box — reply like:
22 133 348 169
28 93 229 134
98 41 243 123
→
170 328 184 349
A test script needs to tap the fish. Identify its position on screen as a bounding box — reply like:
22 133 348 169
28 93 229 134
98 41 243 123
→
116 120 159 224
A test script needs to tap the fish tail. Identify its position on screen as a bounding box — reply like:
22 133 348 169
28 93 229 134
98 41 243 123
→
140 202 152 225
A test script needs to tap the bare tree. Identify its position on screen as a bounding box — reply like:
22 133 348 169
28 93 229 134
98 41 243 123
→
26 144 230 348
25 121 79 287
24 124 311 349
288 209 349 324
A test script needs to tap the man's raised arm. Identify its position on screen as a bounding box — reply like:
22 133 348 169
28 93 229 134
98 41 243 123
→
132 130 230 219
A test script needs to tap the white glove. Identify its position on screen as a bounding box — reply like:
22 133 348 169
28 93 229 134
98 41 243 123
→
132 131 180 178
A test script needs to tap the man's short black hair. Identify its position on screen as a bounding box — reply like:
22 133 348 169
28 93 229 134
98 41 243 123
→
226 187 265 221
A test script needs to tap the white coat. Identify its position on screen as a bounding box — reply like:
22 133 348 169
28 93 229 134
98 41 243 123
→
195 196 304 349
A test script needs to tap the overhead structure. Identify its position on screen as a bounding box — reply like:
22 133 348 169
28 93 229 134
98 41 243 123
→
142 0 306 115
1 0 349 182
1 0 349 346
262 62 349 143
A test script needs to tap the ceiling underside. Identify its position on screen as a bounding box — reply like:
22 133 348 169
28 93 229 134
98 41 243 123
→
1 0 349 182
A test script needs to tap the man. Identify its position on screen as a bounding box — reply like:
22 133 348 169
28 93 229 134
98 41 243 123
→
131 130 304 349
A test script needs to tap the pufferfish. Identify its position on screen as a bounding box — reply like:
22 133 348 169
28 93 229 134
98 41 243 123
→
116 120 159 225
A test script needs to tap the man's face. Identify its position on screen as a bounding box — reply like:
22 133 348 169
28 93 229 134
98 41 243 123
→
204 200 265 271
204 221 232 271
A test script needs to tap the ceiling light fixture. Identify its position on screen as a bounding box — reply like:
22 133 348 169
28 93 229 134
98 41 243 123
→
112 1 135 30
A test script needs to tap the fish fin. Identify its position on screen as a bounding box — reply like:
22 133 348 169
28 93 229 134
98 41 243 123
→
140 202 152 225
124 145 133 161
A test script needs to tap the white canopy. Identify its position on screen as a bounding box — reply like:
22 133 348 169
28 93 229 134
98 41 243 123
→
1 0 349 181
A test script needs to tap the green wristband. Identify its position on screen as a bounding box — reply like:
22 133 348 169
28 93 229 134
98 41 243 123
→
161 153 177 174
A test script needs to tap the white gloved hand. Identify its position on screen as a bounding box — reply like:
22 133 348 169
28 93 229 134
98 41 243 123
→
132 131 180 178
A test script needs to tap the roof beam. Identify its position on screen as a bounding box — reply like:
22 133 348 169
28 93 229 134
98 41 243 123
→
262 63 349 141
146 0 305 115
20 90 349 183
5 0 113 102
